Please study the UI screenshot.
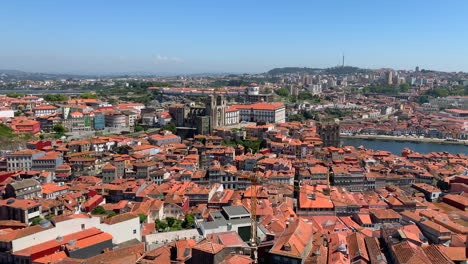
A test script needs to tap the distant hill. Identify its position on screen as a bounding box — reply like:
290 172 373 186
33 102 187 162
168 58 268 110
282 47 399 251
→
267 67 322 75
267 66 369 75
0 69 97 81
323 66 369 75
0 69 27 75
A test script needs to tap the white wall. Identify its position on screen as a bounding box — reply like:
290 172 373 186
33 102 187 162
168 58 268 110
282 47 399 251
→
144 229 200 245
0 110 14 118
11 215 141 252
100 216 141 244
12 217 99 251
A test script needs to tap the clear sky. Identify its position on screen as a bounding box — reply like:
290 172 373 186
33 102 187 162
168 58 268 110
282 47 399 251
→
1 0 467 74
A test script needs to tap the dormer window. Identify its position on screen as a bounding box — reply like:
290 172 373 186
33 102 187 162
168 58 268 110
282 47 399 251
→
282 242 292 251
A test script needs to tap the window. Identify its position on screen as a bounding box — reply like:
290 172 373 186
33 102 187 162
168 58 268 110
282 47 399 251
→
81 224 85 230
133 229 136 234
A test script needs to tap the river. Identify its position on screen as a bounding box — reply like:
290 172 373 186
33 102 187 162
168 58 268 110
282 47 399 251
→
342 138 468 155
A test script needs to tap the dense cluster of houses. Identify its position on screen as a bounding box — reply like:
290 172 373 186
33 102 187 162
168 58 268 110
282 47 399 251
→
0 95 145 134
340 103 468 139
0 115 466 263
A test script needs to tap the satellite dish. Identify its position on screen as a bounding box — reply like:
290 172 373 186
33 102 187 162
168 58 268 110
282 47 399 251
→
39 219 51 228
56 236 63 242
6 199 15 205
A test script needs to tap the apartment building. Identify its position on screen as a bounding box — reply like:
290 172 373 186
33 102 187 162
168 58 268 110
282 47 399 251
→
33 104 58 117
0 198 42 225
6 149 45 171
4 179 42 199
231 102 286 124
332 166 365 192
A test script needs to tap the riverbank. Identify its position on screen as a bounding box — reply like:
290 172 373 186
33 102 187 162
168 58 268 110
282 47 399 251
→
341 134 468 146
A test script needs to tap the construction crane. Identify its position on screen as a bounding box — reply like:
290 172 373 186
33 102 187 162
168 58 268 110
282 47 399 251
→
226 169 267 264
242 171 304 263
240 170 267 264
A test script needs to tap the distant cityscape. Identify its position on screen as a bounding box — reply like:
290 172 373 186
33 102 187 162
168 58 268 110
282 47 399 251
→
0 64 466 264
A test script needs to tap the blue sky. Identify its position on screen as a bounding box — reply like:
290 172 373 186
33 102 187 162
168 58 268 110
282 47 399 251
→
1 0 467 74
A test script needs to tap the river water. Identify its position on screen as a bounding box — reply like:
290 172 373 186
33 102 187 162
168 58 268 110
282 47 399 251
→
342 138 468 155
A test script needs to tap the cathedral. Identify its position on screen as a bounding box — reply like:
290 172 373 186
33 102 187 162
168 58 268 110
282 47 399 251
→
317 122 341 147
169 95 227 136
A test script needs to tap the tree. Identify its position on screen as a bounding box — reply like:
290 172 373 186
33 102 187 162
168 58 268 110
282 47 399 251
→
197 137 206 144
426 87 449 97
6 93 25 98
45 214 56 220
31 217 44 226
182 214 195 229
160 122 176 134
107 212 117 218
223 138 265 154
53 124 66 134
138 213 147 224
91 206 106 215
436 179 449 191
418 95 429 104
261 88 272 94
302 111 317 120
134 125 144 132
166 217 176 227
399 83 410 93
297 92 323 102
274 87 289 97
79 93 98 99
288 114 304 122
44 94 69 102
156 219 168 231
298 91 313 100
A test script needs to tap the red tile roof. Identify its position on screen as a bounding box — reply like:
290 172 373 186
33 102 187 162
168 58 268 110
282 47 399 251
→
192 240 225 254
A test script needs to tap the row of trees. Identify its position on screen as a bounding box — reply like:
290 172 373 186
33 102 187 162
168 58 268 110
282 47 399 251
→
274 88 327 105
7 91 96 102
361 84 410 94
89 206 195 232
90 206 147 223
361 83 467 97
160 123 177 133
274 87 289 97
79 93 98 99
98 81 171 96
43 94 69 102
223 138 266 154
5 93 25 98
425 86 468 97
155 214 195 232
297 92 325 103
288 110 318 122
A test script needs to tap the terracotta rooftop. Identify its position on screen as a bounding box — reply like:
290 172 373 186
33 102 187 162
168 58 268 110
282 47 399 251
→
192 239 225 254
